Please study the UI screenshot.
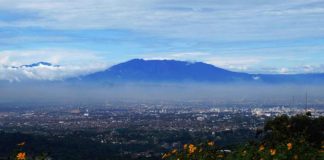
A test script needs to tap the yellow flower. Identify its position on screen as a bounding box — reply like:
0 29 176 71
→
270 148 276 156
183 144 188 149
162 153 171 159
188 144 197 154
217 154 224 158
171 149 177 154
258 145 265 151
242 150 247 156
208 141 214 146
287 143 293 150
16 152 26 160
17 142 25 146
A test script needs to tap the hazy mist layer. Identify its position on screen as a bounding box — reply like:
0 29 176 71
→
1 82 324 106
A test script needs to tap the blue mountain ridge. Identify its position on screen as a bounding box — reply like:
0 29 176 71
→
19 62 60 68
79 59 324 84
6 62 60 69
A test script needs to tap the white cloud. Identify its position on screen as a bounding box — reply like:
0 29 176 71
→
298 64 324 73
0 49 109 81
205 57 263 71
257 64 324 74
278 67 290 74
143 52 210 61
0 64 107 81
1 0 324 41
142 51 266 72
142 51 324 74
265 7 324 16
0 49 107 66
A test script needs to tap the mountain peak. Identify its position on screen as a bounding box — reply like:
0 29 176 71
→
20 62 60 68
82 59 251 82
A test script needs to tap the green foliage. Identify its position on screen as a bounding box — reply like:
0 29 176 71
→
264 113 323 148
162 142 227 160
164 113 324 160
227 140 320 160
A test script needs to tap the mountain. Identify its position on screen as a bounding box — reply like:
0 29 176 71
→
79 59 324 84
1 59 324 84
80 59 253 83
6 62 60 69
19 62 60 68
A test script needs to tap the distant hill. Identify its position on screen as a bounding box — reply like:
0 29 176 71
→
79 59 253 83
6 62 60 69
19 62 60 68
77 59 324 84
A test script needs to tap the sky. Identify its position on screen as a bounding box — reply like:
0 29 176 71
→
1 0 324 80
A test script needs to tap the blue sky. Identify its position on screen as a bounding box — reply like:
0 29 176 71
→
1 0 324 80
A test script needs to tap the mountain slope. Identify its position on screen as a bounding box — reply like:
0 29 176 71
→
81 59 253 82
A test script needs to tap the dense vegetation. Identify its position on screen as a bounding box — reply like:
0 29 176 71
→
0 129 254 160
163 113 324 160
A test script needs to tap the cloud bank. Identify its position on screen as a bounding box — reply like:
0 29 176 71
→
1 0 324 41
0 49 109 81
1 82 324 106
